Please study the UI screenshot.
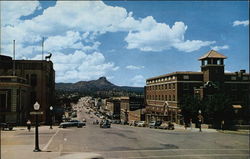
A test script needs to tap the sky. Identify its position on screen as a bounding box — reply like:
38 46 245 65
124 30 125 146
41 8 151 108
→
1 1 249 87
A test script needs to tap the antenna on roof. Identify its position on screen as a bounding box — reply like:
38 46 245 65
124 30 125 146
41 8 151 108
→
42 37 44 60
13 40 15 76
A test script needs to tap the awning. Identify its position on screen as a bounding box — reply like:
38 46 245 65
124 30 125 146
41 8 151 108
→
232 105 242 109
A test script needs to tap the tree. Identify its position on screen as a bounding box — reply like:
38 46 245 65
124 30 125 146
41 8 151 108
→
180 95 203 125
203 93 234 129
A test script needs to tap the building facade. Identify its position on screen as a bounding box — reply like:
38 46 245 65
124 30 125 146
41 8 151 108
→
144 50 250 124
120 96 145 123
0 55 55 124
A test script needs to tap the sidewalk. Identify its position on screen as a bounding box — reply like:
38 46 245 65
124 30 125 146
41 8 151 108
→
174 124 249 134
1 125 61 159
174 124 217 133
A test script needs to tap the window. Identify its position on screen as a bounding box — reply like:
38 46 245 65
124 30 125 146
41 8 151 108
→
169 84 172 89
184 83 189 90
162 95 164 101
165 95 167 100
173 84 175 90
173 95 175 101
26 74 30 84
231 76 236 80
30 74 37 86
0 92 8 111
243 76 249 80
231 84 237 90
169 95 171 101
165 84 168 89
183 75 189 80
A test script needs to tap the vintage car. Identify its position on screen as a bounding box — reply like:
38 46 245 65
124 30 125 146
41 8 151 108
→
100 120 111 128
0 123 14 131
59 120 85 128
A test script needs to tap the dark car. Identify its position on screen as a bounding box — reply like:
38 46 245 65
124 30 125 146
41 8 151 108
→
149 121 162 129
0 123 14 130
159 121 175 130
100 120 111 128
154 121 162 129
59 120 85 128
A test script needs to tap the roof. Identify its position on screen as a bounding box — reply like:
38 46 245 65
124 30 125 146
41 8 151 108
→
146 71 203 81
199 50 227 60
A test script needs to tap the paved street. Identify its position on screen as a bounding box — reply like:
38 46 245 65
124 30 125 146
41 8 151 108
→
1 106 249 159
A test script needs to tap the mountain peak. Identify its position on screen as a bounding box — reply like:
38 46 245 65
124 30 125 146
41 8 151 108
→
98 76 107 81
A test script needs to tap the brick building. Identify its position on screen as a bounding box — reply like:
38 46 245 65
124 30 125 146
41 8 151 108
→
120 96 144 123
145 50 250 124
0 55 55 125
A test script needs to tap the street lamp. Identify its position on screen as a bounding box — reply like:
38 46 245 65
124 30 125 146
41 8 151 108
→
198 110 203 132
33 102 41 152
50 106 53 129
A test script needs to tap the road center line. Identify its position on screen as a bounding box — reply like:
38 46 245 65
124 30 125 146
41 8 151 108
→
42 129 60 151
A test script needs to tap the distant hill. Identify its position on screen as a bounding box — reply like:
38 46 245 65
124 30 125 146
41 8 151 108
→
55 77 144 97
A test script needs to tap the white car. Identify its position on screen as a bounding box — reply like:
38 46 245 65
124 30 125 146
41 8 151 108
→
137 121 146 127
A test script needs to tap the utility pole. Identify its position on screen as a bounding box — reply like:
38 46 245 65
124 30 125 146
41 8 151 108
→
42 37 44 60
13 40 15 76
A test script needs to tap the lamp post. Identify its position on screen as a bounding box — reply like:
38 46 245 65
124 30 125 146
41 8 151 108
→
33 102 41 152
50 106 53 129
198 110 203 132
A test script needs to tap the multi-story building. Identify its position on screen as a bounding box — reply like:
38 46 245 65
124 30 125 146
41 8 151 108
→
145 50 250 124
120 96 144 123
0 55 55 124
106 97 121 119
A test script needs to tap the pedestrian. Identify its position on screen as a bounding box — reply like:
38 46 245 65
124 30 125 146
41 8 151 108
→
221 120 224 130
27 120 31 131
190 118 192 130
197 114 203 132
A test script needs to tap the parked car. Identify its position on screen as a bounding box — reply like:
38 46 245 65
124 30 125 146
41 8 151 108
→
111 120 121 124
154 121 162 129
100 120 111 128
159 121 174 130
129 120 138 126
59 120 85 128
148 121 156 128
137 121 146 127
0 123 14 130
149 121 162 129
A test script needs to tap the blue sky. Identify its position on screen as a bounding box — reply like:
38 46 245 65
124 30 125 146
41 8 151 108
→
1 1 249 86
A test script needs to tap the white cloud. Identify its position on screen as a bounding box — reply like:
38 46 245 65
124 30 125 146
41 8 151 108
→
1 1 41 26
125 21 215 52
1 1 217 83
50 51 119 82
126 65 145 70
173 40 216 52
130 75 145 87
211 45 229 51
2 1 214 55
233 20 249 27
